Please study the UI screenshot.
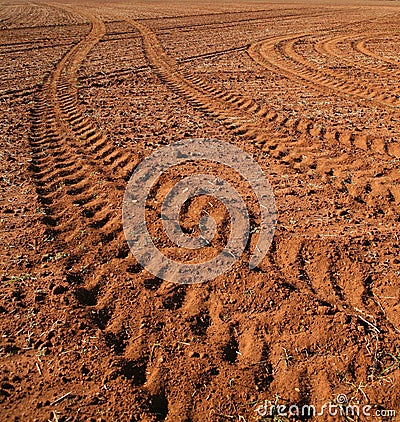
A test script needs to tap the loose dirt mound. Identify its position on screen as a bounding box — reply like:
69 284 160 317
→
1 1 399 421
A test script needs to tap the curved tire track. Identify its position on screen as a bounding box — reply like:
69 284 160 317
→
29 5 137 324
249 33 400 110
122 16 400 333
125 18 400 164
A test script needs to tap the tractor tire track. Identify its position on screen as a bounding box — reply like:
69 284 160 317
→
356 35 400 68
29 5 138 333
312 33 400 88
128 17 400 165
122 16 400 334
249 34 400 110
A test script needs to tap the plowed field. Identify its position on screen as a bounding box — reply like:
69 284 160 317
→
1 1 399 421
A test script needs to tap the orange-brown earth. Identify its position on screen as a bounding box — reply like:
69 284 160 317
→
1 1 399 421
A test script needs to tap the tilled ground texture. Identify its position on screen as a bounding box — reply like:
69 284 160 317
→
1 0 399 421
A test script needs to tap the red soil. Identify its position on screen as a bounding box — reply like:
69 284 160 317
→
1 0 399 420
